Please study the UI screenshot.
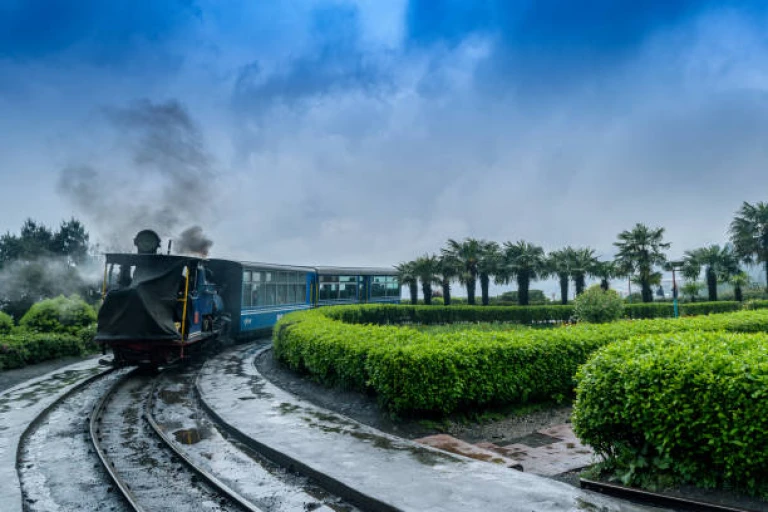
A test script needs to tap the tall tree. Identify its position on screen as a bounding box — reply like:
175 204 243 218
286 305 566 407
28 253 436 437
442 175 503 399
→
441 238 483 306
730 271 750 302
396 261 419 305
570 247 599 296
52 218 90 264
412 254 441 306
614 223 670 303
547 248 573 305
436 255 458 306
478 241 501 306
684 244 739 302
730 201 768 292
499 241 548 306
593 260 617 291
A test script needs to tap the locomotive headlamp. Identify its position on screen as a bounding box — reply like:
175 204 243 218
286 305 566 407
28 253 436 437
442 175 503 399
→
134 230 162 254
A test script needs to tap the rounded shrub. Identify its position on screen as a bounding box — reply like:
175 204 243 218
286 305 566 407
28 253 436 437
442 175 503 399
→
19 295 97 335
0 311 13 334
573 331 768 494
573 285 623 323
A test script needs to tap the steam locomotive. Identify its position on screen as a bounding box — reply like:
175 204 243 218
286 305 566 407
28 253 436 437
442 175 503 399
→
95 230 400 366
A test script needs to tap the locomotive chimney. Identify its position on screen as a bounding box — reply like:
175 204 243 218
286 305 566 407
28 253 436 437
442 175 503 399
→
134 230 162 254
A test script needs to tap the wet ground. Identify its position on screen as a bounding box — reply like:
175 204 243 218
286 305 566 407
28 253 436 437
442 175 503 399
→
256 347 768 512
151 364 354 511
0 354 102 394
200 344 653 511
19 370 132 512
0 357 107 512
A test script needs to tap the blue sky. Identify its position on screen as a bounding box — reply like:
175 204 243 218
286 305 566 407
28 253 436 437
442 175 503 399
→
2 1 768 292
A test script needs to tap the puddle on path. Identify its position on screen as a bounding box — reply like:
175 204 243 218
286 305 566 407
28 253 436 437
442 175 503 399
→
173 427 208 445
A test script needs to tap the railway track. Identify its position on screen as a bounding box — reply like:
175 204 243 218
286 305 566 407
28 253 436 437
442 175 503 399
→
17 366 131 512
87 360 351 512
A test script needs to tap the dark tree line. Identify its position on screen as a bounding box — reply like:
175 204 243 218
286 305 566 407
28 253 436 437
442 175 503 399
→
0 218 93 319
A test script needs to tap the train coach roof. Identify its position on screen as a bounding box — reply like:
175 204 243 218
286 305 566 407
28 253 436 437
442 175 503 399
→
314 266 397 276
104 253 201 265
209 259 315 273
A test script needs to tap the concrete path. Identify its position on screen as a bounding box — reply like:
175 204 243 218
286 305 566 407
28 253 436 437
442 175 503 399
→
0 358 105 512
198 345 661 512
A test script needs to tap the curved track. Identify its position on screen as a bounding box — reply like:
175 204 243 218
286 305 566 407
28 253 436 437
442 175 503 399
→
90 370 247 512
89 359 349 512
17 366 130 512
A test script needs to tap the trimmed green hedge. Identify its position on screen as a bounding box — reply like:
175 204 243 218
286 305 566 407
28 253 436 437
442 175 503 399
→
274 307 768 415
573 331 768 495
325 303 576 325
324 301 744 327
623 301 741 319
0 331 92 371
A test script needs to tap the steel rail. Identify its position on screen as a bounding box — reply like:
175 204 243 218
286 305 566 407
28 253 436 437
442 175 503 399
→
16 364 116 512
195 345 399 512
145 376 263 512
89 369 145 512
580 478 761 512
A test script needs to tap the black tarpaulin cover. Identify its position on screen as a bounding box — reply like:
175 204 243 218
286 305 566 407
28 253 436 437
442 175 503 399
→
96 257 189 341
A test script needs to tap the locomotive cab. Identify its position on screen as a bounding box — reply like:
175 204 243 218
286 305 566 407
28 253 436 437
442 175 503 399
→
96 231 225 366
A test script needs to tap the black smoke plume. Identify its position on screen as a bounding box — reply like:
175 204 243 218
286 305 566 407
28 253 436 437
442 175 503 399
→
57 99 217 251
174 225 214 256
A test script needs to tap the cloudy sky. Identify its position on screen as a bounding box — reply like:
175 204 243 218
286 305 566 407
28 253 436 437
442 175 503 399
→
2 1 768 293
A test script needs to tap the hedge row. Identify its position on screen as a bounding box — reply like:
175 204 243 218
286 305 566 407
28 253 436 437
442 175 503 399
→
274 308 768 415
573 331 768 495
325 304 575 325
324 301 746 326
0 325 98 371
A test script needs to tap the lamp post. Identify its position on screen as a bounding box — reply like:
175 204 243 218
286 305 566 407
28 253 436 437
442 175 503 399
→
669 260 684 318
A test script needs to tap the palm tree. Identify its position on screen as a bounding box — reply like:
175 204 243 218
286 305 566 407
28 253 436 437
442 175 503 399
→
570 247 599 296
442 238 483 305
614 223 670 303
680 260 702 302
499 241 548 306
730 271 750 302
730 201 768 292
478 241 501 306
411 254 441 305
395 261 419 305
436 254 458 305
684 244 740 302
593 260 617 291
547 248 573 305
682 281 703 302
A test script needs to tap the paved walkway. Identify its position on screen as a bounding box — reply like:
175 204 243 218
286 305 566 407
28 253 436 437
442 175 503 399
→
198 345 660 512
0 357 106 512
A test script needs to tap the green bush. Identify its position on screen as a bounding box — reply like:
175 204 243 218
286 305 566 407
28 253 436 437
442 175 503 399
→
275 307 768 415
19 295 96 335
573 331 768 495
0 311 13 334
573 285 623 323
0 332 86 371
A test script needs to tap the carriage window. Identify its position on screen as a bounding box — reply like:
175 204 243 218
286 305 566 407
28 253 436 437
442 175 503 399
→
339 276 357 300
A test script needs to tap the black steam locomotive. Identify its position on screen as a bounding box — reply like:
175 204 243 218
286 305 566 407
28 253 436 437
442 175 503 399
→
96 230 400 366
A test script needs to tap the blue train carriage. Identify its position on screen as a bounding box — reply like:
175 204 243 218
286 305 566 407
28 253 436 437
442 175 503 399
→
313 266 401 306
206 259 316 340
